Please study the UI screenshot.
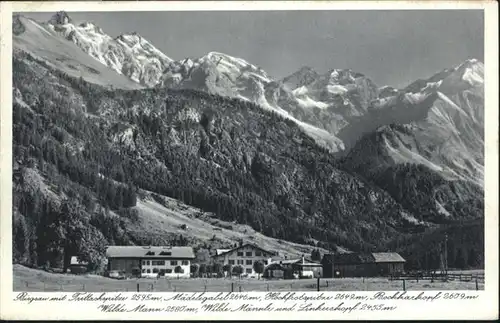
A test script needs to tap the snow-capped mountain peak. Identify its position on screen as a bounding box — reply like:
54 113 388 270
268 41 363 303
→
115 32 143 44
453 58 484 86
201 51 271 80
12 15 140 89
44 14 173 86
339 57 484 187
78 22 105 35
378 85 399 99
115 33 172 62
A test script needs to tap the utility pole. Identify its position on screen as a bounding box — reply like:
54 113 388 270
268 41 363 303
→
444 233 448 275
425 252 428 273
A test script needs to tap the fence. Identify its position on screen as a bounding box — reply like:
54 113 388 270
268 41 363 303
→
389 272 484 291
16 274 484 293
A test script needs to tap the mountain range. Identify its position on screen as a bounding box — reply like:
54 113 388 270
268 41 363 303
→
11 12 484 271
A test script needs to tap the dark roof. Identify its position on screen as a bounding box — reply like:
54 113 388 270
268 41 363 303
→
335 253 375 264
211 243 274 258
265 263 285 271
272 257 316 265
106 246 195 259
295 262 323 267
321 252 405 265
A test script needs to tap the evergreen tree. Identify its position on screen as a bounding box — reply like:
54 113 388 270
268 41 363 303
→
253 261 265 279
311 249 322 262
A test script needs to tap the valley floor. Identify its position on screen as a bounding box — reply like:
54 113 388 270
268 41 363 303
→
13 265 484 292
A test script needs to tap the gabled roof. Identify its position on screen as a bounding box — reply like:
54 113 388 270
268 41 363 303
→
322 252 406 264
271 257 316 265
106 246 195 259
211 243 274 258
334 253 375 264
372 252 406 263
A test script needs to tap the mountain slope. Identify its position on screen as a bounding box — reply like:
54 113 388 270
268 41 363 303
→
281 66 320 90
15 12 345 152
340 61 484 225
158 51 345 152
271 68 380 134
46 11 173 86
13 51 434 269
341 59 484 189
12 15 141 90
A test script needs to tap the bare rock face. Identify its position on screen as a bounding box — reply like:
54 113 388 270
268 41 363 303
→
48 11 72 25
44 14 173 87
12 15 26 36
282 66 320 90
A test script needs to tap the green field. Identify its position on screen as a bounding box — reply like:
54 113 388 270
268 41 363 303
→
13 265 484 292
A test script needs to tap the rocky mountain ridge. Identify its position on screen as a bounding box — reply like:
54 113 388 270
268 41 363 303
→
46 11 173 87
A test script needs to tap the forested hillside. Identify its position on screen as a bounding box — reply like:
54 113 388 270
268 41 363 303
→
342 124 484 223
12 51 439 270
387 219 484 270
341 123 484 269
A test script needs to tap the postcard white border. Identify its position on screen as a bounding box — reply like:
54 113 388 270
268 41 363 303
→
0 1 498 320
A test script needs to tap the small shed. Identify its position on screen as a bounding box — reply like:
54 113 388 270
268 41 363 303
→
263 263 285 279
69 256 89 274
371 252 406 275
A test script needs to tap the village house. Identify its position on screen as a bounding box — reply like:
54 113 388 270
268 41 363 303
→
263 256 323 279
211 243 275 276
105 246 195 278
321 252 406 278
69 256 88 274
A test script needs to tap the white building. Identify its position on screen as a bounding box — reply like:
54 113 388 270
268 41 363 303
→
211 243 275 277
263 256 323 279
105 246 195 278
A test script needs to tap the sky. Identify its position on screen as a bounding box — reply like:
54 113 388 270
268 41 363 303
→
21 10 484 88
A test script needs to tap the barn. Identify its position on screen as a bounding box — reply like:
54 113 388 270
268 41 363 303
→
321 252 406 278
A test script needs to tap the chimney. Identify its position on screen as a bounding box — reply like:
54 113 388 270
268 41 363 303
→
301 254 305 264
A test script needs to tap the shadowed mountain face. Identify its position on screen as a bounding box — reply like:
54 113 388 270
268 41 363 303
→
12 12 484 270
342 59 484 187
339 60 484 225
